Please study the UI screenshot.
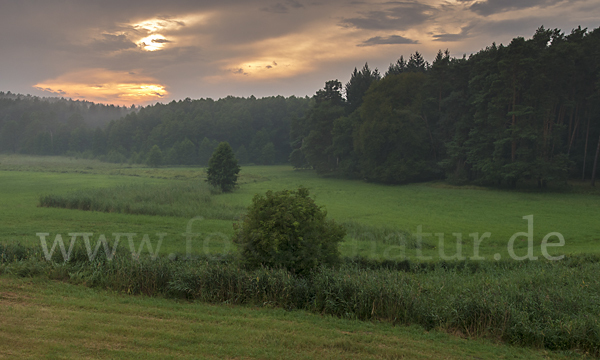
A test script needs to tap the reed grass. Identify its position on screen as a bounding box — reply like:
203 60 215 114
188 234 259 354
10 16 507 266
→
39 182 246 220
342 221 435 249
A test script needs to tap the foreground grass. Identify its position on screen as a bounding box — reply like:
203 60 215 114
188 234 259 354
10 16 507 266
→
2 242 599 356
0 276 575 359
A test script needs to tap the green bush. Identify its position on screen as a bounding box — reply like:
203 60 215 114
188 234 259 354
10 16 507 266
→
206 142 240 192
234 187 345 275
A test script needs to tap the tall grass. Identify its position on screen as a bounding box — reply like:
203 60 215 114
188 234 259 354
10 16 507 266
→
2 242 599 356
39 182 246 220
342 221 435 249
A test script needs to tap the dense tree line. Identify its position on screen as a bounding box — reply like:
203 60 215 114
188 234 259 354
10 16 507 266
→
291 26 600 187
0 92 134 156
0 93 310 166
101 96 309 166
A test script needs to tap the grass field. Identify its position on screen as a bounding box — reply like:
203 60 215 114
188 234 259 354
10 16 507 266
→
1 154 600 358
1 154 599 260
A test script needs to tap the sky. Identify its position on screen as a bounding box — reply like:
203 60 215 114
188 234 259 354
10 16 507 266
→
1 0 598 106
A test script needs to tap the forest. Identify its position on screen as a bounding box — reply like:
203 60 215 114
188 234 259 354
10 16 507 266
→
0 92 309 166
291 26 600 187
1 26 599 187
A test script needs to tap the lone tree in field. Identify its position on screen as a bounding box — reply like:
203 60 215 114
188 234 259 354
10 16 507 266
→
234 187 345 275
206 142 240 192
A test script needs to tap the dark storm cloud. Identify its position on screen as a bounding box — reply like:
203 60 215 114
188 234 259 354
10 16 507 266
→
358 34 418 46
469 0 564 16
340 2 436 30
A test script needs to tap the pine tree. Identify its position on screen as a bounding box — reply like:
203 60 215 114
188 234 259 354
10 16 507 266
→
345 63 381 113
207 142 240 192
407 52 428 72
386 56 407 76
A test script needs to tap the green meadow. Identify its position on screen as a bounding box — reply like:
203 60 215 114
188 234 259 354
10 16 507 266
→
1 154 599 260
1 154 600 358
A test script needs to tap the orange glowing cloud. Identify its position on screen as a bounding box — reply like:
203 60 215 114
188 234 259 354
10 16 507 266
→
211 21 398 83
34 69 168 105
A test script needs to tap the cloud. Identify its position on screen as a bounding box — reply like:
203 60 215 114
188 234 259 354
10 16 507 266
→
231 68 248 75
468 0 564 16
262 3 289 13
475 17 548 37
340 2 436 30
34 69 168 105
151 38 172 44
287 0 304 8
262 0 304 13
35 87 66 96
90 34 137 52
432 25 475 42
358 34 418 46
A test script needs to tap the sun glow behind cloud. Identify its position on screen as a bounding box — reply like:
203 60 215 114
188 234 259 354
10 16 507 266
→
138 34 169 51
28 14 212 103
130 14 209 52
33 69 168 105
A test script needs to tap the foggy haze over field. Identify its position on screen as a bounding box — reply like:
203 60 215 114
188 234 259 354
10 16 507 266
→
1 0 599 105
